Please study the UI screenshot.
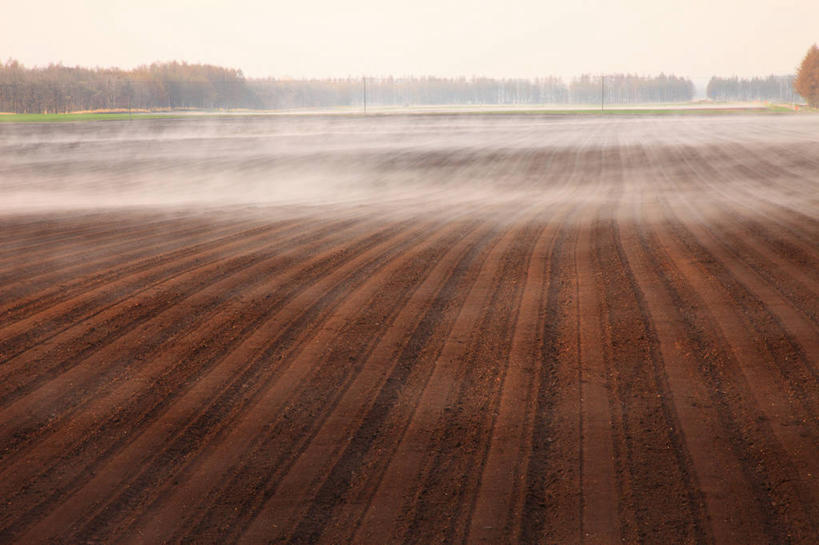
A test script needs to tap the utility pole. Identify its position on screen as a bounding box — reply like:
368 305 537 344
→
363 76 367 114
601 74 604 113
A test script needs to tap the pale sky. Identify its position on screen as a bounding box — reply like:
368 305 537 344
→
1 0 817 80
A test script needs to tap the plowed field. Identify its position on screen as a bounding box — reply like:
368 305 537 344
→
0 114 817 544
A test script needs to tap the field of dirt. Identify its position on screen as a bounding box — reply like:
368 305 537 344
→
0 114 817 544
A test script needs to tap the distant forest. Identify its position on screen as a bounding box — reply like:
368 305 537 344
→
251 73 695 108
706 75 800 102
0 59 801 113
0 60 258 113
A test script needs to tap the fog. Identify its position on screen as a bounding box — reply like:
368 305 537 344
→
1 114 818 220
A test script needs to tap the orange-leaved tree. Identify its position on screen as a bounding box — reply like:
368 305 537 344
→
795 44 819 107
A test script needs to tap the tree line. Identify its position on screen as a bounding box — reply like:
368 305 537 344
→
570 73 695 104
6 56 818 112
0 59 702 113
248 76 571 109
251 73 696 109
706 75 799 102
706 45 819 105
0 60 259 113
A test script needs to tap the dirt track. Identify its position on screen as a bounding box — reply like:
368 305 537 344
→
0 114 817 544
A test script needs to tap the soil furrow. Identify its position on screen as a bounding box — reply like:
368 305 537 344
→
515 130 618 545
0 214 197 266
172 219 484 545
282 222 507 545
636 210 817 544
592 215 711 544
394 222 542 545
0 218 353 410
0 219 412 542
0 218 301 326
463 215 570 545
124 211 495 545
22 218 434 544
0 215 220 278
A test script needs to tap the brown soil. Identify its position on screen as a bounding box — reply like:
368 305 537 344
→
0 115 817 544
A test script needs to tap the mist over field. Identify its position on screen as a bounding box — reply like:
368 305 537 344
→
2 114 818 214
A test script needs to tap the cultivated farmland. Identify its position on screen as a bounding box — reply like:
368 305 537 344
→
0 114 817 544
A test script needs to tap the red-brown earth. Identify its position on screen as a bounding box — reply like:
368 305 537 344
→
0 114 817 544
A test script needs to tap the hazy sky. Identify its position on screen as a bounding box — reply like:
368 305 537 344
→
2 0 817 79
